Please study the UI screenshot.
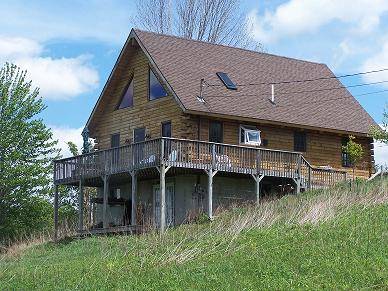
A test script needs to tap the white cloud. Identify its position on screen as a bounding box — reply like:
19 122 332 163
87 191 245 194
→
51 126 83 158
0 36 99 100
250 0 388 43
374 141 388 167
0 36 42 58
361 41 388 87
0 1 131 44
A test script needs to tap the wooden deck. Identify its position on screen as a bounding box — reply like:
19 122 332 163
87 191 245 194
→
54 137 347 190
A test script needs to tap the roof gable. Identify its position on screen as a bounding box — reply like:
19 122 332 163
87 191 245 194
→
133 29 377 135
86 30 185 132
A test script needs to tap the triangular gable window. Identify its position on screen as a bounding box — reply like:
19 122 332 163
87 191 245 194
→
118 78 134 109
149 68 167 100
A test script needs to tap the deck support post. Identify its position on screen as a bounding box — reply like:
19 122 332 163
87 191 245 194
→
54 185 59 242
78 179 84 232
251 174 265 205
158 138 171 232
102 175 110 229
88 196 93 228
205 168 218 220
130 170 137 226
159 164 166 232
296 178 301 193
292 178 301 194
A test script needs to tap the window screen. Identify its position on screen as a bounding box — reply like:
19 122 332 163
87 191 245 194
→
240 125 261 145
294 131 306 152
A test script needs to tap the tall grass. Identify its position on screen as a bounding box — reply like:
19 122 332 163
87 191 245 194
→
129 179 388 267
0 178 386 290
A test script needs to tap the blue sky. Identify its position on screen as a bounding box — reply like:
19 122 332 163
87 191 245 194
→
0 0 387 163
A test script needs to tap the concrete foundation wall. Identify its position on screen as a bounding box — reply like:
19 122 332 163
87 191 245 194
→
95 174 259 226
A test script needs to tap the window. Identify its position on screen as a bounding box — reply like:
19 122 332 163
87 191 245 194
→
162 121 171 137
240 125 261 145
149 68 167 100
111 133 120 148
294 131 306 152
216 72 237 90
209 121 223 143
118 78 134 109
341 137 351 167
110 134 120 165
133 127 146 143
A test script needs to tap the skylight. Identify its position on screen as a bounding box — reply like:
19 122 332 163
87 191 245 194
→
216 72 237 90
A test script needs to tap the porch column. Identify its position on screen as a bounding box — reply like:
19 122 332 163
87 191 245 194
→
78 179 84 232
54 185 59 242
296 179 301 194
159 164 166 232
252 174 265 205
102 175 109 229
131 170 137 226
293 178 301 194
206 169 218 220
88 196 93 228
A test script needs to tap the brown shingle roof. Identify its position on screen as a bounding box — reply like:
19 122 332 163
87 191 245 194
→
134 29 377 135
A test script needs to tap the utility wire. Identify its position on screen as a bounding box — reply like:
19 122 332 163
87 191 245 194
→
206 68 388 87
203 80 388 99
202 89 388 112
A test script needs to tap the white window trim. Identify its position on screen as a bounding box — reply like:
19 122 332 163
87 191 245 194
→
239 125 261 146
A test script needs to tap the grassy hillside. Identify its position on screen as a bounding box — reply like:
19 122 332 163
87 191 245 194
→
1 179 387 290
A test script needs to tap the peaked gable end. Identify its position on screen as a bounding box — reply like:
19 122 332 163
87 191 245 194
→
86 29 186 136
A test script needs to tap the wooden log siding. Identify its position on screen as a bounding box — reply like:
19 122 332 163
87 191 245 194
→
54 137 347 189
194 117 374 179
89 47 197 150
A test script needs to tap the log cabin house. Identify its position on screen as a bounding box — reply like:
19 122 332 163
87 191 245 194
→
53 29 377 236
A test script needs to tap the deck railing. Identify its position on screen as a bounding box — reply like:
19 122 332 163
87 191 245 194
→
54 137 347 189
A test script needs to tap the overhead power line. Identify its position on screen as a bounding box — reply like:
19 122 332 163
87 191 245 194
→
202 89 388 112
203 79 388 99
206 67 388 87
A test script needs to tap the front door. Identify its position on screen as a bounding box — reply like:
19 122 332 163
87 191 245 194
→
153 183 175 227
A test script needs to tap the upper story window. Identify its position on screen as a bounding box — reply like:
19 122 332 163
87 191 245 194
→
162 121 172 137
111 133 120 148
149 68 167 100
133 127 146 143
240 125 261 146
209 121 223 143
118 78 134 109
294 131 306 152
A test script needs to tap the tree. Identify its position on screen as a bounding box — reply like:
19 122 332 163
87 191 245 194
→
133 0 262 50
0 63 59 242
371 106 388 144
342 135 364 180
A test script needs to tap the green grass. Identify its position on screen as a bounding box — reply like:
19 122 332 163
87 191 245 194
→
1 180 387 290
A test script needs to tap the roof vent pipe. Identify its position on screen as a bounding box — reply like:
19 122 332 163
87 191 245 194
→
197 78 206 103
271 84 275 104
